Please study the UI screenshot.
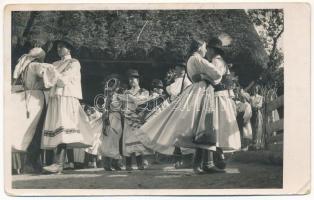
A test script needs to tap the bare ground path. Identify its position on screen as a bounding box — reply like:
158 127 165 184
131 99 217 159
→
12 159 283 189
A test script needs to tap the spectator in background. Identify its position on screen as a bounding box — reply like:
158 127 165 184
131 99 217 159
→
235 90 253 150
250 84 264 150
166 62 192 102
165 62 193 169
265 86 280 136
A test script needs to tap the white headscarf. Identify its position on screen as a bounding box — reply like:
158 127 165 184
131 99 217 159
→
13 47 46 80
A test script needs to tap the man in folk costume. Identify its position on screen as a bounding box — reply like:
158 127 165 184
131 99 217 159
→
117 69 151 171
11 47 53 173
42 38 92 174
165 62 192 169
203 37 241 170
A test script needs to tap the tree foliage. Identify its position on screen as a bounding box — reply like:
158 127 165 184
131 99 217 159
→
247 9 284 93
12 10 271 102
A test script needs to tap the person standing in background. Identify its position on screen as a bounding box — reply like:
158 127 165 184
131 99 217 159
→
147 79 168 164
235 90 253 150
250 84 264 150
166 62 192 102
165 62 192 169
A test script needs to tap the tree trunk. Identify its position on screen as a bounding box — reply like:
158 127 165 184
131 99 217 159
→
22 11 39 37
269 28 284 67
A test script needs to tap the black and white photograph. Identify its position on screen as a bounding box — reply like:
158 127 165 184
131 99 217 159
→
2 2 311 196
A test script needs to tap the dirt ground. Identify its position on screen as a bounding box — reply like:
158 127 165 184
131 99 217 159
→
12 157 283 189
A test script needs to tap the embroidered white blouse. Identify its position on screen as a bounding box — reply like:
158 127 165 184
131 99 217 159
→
186 52 223 85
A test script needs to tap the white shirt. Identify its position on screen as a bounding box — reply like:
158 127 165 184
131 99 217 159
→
187 52 223 85
166 74 192 99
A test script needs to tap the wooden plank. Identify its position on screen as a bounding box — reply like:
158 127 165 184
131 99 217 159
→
267 119 284 134
268 134 283 143
266 95 284 113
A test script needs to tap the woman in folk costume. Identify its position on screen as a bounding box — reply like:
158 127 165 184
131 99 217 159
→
206 37 241 155
250 84 264 150
235 90 253 150
116 69 151 171
42 38 92 174
97 74 125 171
10 47 54 174
137 38 225 174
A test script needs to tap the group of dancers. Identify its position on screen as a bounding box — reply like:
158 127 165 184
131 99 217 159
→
11 36 271 175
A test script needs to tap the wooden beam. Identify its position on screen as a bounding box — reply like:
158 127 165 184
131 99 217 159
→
266 95 284 113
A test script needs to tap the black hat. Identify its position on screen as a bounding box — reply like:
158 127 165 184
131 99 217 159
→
152 79 164 88
127 69 140 78
55 36 75 51
207 37 225 56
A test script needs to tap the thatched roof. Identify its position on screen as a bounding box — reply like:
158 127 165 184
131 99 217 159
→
12 10 269 103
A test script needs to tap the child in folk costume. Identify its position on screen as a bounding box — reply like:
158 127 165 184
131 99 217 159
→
10 47 54 174
42 38 93 174
235 90 253 150
250 84 264 150
84 105 102 168
67 105 102 169
137 39 224 174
